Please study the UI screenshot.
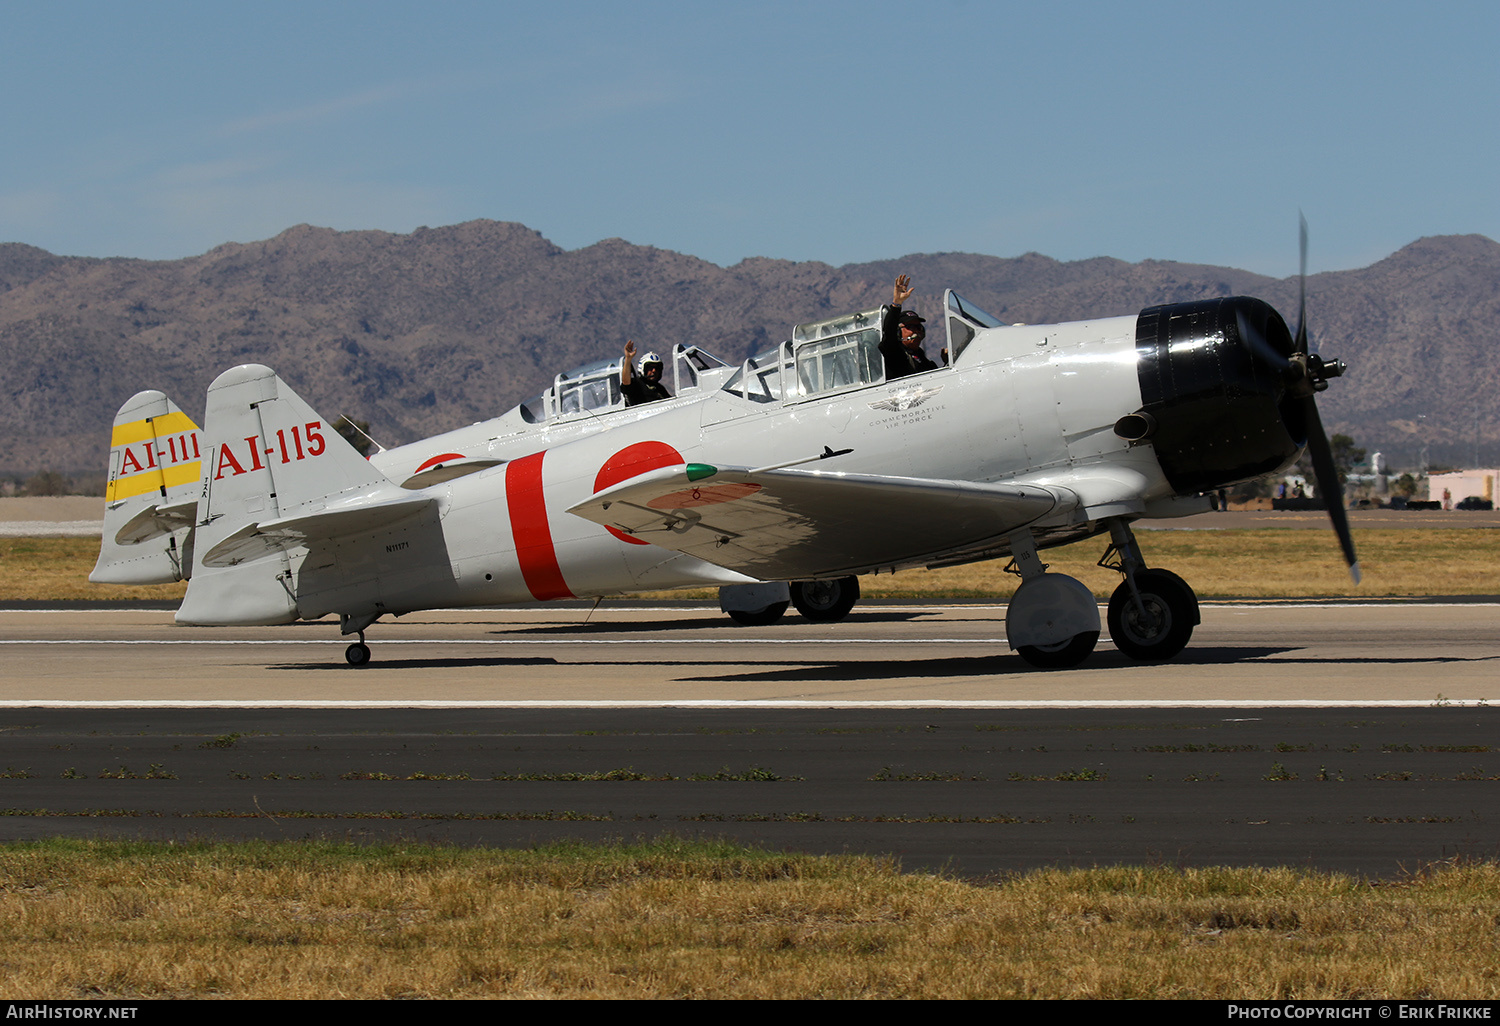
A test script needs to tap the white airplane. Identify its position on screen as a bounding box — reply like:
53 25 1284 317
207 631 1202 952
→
91 246 1354 669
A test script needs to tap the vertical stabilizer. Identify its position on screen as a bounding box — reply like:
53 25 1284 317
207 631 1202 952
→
89 390 202 585
177 364 404 626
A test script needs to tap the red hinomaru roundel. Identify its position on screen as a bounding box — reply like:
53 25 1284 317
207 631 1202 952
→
593 441 684 544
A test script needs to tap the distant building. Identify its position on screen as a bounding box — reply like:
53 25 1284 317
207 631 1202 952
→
1427 470 1499 509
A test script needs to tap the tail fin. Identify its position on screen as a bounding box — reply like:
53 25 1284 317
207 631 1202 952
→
177 364 429 626
89 390 203 585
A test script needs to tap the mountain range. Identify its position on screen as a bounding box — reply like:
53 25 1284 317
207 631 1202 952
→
2 220 1497 478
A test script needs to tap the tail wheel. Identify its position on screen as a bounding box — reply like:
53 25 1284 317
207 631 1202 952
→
1107 569 1199 662
726 602 789 627
1016 631 1099 669
790 577 860 622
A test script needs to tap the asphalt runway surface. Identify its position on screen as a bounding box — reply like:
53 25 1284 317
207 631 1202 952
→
1 602 1497 878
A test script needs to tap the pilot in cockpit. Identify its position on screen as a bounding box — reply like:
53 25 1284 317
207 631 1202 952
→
881 274 940 379
621 340 673 406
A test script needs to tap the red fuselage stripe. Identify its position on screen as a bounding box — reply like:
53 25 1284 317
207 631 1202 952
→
506 452 574 601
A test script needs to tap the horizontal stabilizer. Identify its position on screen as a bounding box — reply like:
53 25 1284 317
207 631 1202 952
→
113 499 197 545
201 494 435 567
568 463 1066 579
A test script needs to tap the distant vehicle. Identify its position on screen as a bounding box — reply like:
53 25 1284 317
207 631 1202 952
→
1455 496 1494 511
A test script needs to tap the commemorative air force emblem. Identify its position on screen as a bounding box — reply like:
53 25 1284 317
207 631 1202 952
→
868 384 944 413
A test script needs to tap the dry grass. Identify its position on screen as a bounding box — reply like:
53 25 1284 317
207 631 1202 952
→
866 528 1500 599
1 838 1497 999
5 529 1497 603
644 528 1500 601
0 538 186 602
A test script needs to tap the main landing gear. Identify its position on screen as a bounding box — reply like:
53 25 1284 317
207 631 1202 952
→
790 577 860 622
1004 529 1100 669
1004 519 1200 669
720 578 862 626
1099 519 1200 662
719 582 790 626
725 602 789 627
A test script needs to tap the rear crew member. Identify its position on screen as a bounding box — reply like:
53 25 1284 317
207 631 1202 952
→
621 340 673 406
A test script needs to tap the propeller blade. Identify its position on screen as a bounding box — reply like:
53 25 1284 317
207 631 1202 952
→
1302 394 1360 584
1293 212 1309 356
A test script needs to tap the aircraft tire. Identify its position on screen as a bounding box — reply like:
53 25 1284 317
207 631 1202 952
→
790 577 860 622
726 602 789 627
1016 631 1099 669
345 642 371 666
1107 569 1198 662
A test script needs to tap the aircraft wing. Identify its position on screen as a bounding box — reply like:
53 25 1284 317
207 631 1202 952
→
566 464 1070 579
200 495 435 568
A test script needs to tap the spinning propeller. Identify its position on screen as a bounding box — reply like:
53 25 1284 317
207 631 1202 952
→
1233 217 1357 583
1287 215 1359 584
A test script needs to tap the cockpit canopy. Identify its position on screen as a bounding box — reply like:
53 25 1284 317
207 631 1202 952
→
793 308 885 397
943 291 1006 361
721 290 1005 404
516 344 730 424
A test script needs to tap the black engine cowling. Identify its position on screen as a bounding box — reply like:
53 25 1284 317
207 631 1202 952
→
1133 296 1303 495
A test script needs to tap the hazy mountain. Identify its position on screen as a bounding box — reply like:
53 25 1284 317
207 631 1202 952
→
2 221 1496 477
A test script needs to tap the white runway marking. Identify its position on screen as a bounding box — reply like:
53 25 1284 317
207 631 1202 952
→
0 699 1485 710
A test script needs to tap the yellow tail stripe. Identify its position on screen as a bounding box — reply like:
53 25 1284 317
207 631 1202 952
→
105 461 202 502
110 411 200 447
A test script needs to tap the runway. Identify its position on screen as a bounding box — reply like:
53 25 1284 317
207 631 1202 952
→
0 601 1495 705
1 602 1496 877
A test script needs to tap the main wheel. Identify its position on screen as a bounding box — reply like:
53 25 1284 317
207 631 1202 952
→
790 577 860 622
1016 631 1099 669
726 602 789 627
1107 569 1199 662
345 642 371 666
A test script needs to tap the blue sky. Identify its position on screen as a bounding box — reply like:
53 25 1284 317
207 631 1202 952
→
2 0 1495 276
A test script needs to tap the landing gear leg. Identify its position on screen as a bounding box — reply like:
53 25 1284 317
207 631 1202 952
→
1101 518 1199 662
1005 528 1100 669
